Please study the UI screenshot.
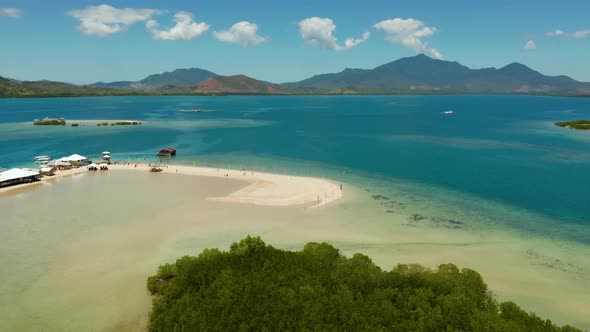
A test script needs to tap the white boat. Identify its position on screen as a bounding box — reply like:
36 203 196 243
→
33 155 51 161
33 156 51 164
442 110 454 115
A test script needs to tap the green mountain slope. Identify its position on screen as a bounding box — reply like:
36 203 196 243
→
288 54 590 93
194 75 291 94
92 68 217 89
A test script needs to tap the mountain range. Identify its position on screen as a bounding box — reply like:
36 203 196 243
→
286 54 590 93
2 54 590 97
92 68 217 89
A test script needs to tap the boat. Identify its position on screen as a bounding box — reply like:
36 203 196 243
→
180 109 203 113
442 110 454 115
33 156 51 164
149 164 163 172
157 147 176 157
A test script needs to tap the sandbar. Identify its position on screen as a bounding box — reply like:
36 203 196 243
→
0 164 343 208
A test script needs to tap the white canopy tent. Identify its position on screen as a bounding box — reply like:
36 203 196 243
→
66 154 87 162
48 160 71 167
0 168 41 185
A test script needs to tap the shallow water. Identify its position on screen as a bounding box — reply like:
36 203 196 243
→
0 171 588 331
2 95 590 227
1 95 590 330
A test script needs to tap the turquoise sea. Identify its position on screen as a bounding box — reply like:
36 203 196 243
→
2 95 590 330
1 95 589 243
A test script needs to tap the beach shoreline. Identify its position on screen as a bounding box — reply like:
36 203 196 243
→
0 163 344 208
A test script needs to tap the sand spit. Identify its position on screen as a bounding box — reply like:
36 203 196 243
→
0 164 343 208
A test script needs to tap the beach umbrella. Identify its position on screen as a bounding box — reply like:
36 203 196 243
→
59 157 68 162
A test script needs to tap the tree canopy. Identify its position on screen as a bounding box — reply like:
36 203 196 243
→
555 120 590 130
147 236 582 332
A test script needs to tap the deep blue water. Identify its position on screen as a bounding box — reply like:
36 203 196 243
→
1 95 589 230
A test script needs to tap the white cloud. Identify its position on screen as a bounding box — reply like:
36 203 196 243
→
344 32 371 49
298 17 369 51
213 21 266 47
546 29 564 37
524 40 536 50
0 8 21 17
572 29 590 39
146 11 209 40
373 18 443 59
546 28 590 39
68 4 160 37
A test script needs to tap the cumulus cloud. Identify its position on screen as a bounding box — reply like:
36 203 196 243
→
213 21 266 47
0 8 21 17
146 11 209 40
546 28 590 39
373 18 443 59
523 40 536 50
68 4 160 37
298 17 369 51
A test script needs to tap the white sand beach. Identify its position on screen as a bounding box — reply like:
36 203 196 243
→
0 163 344 208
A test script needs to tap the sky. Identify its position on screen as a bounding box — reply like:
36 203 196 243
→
1 0 590 84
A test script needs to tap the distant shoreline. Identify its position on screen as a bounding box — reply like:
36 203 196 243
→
1 91 589 99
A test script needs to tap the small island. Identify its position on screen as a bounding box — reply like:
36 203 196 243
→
147 236 582 331
33 117 66 125
555 120 590 130
97 121 141 126
32 119 143 127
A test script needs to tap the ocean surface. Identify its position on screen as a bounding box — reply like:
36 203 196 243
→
2 95 590 330
1 95 589 241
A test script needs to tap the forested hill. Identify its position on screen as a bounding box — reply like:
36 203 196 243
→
146 236 582 331
287 54 590 94
92 68 217 89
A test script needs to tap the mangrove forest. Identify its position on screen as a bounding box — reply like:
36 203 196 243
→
146 236 582 331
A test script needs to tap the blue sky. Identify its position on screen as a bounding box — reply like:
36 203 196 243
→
1 0 590 84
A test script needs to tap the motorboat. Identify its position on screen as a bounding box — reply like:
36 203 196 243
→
33 156 51 164
157 147 176 157
442 110 454 115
